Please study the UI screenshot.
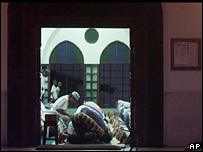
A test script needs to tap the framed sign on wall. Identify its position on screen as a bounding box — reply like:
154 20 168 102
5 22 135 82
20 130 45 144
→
171 38 201 70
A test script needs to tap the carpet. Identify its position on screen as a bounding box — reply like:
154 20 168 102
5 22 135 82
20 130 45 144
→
36 144 122 150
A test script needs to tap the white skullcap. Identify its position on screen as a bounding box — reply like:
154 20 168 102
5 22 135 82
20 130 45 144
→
71 91 80 101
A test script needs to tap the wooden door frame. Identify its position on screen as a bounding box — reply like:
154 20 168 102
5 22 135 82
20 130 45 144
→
8 3 163 147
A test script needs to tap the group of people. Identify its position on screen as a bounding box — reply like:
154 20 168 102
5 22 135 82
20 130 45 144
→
40 66 63 104
41 91 80 141
40 66 113 144
41 90 112 144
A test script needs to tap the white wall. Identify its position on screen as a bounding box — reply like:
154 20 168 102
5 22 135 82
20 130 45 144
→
162 3 202 146
1 2 8 147
41 28 130 64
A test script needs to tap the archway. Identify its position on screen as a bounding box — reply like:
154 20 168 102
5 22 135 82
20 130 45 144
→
99 41 131 107
48 41 85 107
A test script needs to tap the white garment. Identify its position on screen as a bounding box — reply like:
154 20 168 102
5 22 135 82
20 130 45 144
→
41 102 46 126
75 104 87 115
51 95 69 111
117 100 130 109
56 86 60 97
50 85 58 100
67 121 76 135
40 73 45 90
50 95 70 134
40 73 46 97
84 101 103 113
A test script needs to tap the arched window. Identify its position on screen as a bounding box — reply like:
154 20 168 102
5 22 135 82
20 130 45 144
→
49 41 85 106
50 41 84 64
100 41 130 64
99 41 131 108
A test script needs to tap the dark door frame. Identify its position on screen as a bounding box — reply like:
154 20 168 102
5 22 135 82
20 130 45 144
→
8 3 163 147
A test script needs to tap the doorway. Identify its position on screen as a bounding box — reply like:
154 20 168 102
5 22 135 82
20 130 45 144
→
40 28 132 146
8 3 163 148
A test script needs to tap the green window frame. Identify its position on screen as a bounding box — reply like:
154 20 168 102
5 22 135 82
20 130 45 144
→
85 64 99 103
